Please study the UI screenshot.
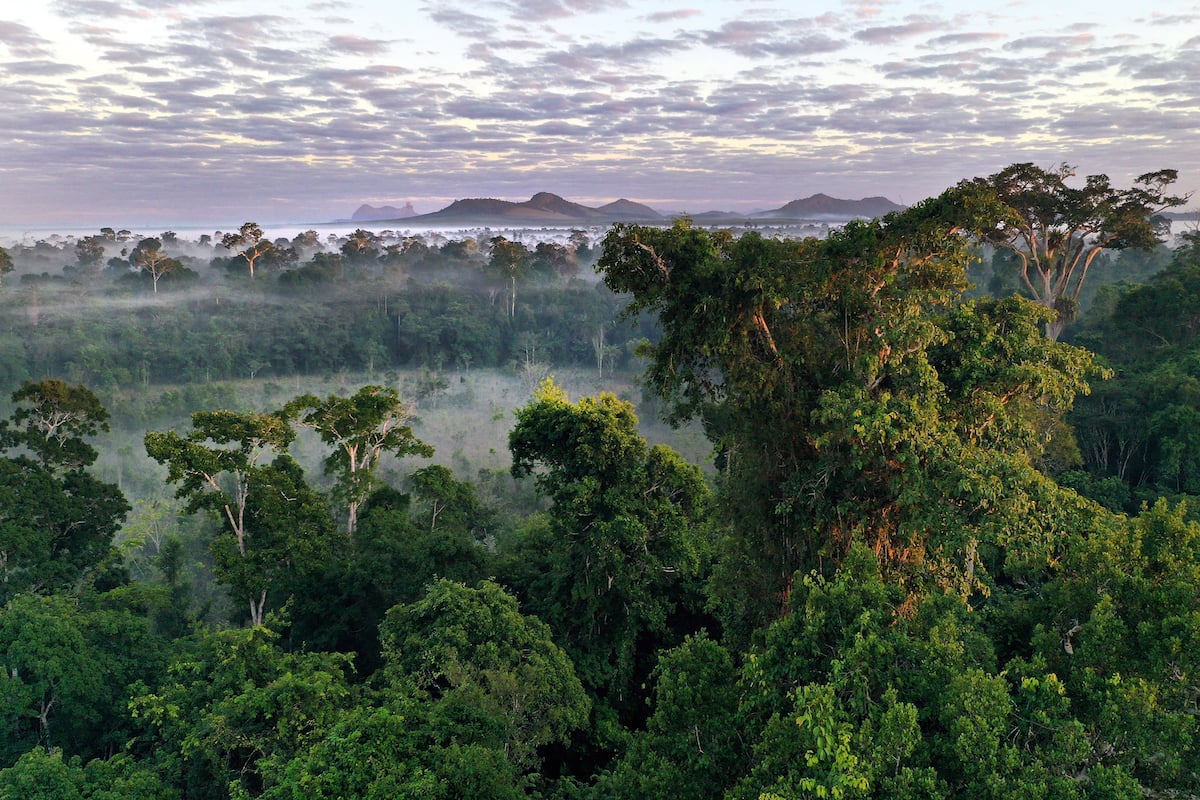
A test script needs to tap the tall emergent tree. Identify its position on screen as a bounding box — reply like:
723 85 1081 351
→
221 221 271 278
487 235 531 317
598 190 1101 637
284 386 433 538
965 162 1187 339
130 237 181 294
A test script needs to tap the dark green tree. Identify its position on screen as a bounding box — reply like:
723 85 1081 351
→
379 579 590 773
130 625 354 800
0 380 128 601
507 380 712 713
0 591 164 765
0 245 12 286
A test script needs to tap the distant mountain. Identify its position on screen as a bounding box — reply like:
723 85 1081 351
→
754 194 906 220
402 192 665 225
352 202 415 222
344 192 906 226
597 199 664 221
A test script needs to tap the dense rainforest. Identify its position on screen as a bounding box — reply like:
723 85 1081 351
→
2 163 1200 799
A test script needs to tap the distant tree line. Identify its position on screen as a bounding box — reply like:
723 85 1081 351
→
0 227 656 390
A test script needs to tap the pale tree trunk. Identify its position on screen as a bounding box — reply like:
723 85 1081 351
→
249 589 267 627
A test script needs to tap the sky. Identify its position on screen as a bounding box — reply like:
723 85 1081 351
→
1 0 1197 228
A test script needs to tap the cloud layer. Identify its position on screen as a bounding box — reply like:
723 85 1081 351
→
0 0 1196 226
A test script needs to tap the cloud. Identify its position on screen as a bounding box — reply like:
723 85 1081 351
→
0 21 53 58
1 0 1197 227
700 20 845 58
1 59 82 77
1004 34 1094 52
642 7 700 23
52 0 150 18
326 35 393 56
497 0 628 19
425 4 497 38
924 31 1006 48
854 18 942 44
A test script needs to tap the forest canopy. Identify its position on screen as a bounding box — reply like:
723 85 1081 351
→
1 165 1199 799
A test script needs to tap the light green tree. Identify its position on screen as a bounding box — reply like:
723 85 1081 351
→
284 386 432 537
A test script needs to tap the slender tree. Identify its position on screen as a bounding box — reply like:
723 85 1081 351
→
487 235 531 317
285 385 432 538
221 221 271 278
130 237 181 293
145 410 296 625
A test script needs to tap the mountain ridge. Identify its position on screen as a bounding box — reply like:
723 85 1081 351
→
346 192 906 225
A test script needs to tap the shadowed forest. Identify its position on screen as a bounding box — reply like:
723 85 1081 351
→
3 163 1200 799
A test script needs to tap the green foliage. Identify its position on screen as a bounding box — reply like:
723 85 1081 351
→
598 202 1102 638
284 385 433 536
597 632 744 800
380 579 590 771
0 381 128 602
129 625 354 800
0 591 164 765
0 748 177 800
507 381 712 712
1032 500 1200 793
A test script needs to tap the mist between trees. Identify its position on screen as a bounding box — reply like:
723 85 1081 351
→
3 164 1200 799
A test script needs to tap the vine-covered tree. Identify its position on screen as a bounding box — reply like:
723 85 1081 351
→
598 191 1101 637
